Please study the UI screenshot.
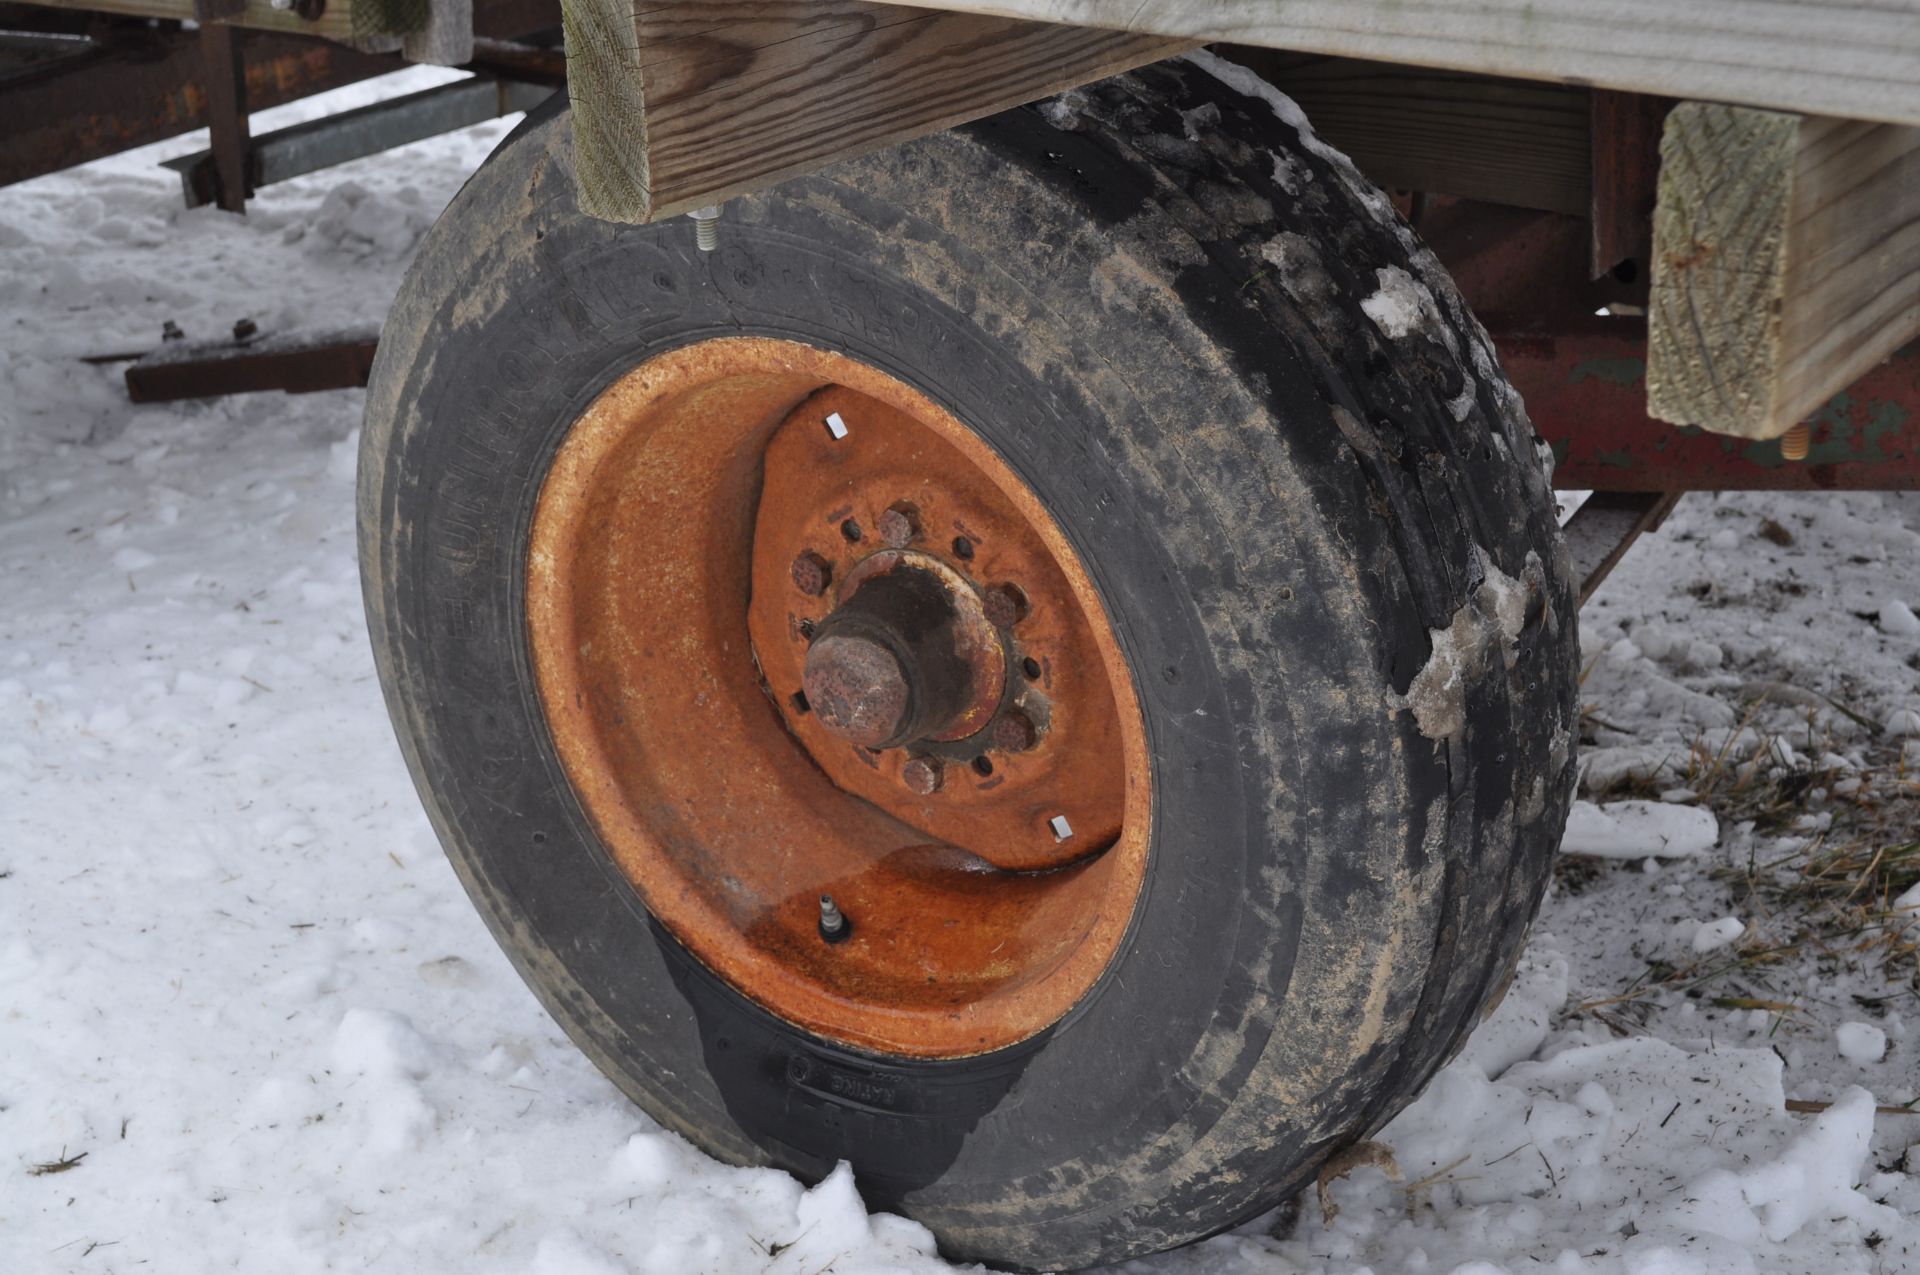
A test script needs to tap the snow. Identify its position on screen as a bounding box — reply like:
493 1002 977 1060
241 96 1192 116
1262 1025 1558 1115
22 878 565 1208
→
1691 916 1746 953
1562 799 1720 858
1359 263 1438 340
6 67 1920 1275
1838 1022 1891 1064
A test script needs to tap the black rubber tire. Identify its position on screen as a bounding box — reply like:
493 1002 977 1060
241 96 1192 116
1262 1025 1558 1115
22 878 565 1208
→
360 62 1577 1273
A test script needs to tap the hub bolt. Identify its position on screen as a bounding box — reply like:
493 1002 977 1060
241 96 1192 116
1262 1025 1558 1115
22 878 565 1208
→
902 756 944 795
791 551 832 597
688 204 721 251
991 709 1037 753
818 894 851 943
983 583 1028 629
877 503 921 548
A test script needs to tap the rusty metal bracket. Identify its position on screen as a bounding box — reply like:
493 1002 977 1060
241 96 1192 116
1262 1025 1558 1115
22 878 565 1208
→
120 327 380 402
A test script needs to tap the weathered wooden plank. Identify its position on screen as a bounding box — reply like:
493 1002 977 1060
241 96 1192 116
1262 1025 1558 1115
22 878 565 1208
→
885 0 1920 129
16 0 424 43
1647 102 1920 440
559 0 1193 223
1223 48 1589 216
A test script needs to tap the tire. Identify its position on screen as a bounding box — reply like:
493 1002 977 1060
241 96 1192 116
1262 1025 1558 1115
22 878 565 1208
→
359 60 1578 1273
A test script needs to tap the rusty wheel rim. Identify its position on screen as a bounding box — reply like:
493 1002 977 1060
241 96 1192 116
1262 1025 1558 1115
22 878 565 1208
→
526 338 1149 1058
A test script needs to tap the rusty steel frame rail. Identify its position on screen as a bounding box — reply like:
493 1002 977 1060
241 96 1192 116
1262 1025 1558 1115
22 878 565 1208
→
0 26 395 189
0 0 559 190
121 327 379 401
1495 318 1920 491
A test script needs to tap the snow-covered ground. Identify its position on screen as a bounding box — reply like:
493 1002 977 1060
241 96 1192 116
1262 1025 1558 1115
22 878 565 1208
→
5 71 1920 1275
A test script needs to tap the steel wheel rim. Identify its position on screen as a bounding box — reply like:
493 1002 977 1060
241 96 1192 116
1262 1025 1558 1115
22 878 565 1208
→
526 338 1149 1058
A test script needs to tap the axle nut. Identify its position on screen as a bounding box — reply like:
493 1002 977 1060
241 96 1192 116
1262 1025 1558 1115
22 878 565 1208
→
791 551 832 597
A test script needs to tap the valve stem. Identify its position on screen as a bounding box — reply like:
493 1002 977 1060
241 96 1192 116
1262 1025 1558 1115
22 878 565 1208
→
818 894 851 943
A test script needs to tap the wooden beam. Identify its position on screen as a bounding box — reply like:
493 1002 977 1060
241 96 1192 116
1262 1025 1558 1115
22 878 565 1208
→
1222 48 1589 216
14 0 424 44
883 1 1920 130
1647 103 1920 440
558 0 1194 223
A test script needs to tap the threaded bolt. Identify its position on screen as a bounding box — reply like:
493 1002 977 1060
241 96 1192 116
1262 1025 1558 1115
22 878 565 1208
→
688 205 721 252
902 756 944 795
791 550 832 597
1781 421 1810 461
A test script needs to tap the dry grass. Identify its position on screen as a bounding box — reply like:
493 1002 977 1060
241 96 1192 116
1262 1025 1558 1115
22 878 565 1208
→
1569 697 1920 1027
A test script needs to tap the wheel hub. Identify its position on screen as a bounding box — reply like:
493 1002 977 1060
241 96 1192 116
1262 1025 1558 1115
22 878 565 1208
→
801 553 1004 749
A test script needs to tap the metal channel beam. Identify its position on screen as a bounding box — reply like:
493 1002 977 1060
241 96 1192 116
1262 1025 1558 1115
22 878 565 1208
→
1562 490 1682 605
162 76 552 207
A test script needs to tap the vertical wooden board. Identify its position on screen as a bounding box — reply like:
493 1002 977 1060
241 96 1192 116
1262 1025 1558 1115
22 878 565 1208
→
562 0 652 220
1646 103 1799 437
1648 101 1920 439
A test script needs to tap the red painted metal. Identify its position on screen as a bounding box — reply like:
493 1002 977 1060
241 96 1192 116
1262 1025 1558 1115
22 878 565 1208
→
1492 317 1920 492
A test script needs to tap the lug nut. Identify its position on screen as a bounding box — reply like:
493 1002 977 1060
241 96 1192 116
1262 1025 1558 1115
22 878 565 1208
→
902 756 944 795
991 709 1037 753
877 503 921 548
818 894 851 943
983 583 1028 629
983 583 1029 629
791 551 832 597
